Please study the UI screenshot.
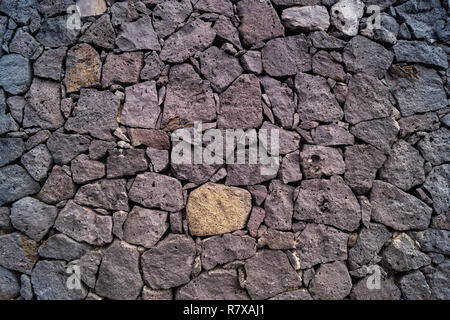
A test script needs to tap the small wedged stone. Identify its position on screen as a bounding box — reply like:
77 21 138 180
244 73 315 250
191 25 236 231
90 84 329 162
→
300 145 345 179
142 287 173 300
21 144 52 182
398 113 440 137
260 76 295 129
423 164 449 216
309 261 352 300
0 232 38 274
55 200 112 246
140 52 165 81
370 180 432 231
123 206 168 248
264 180 295 231
75 179 129 211
33 47 66 81
240 50 262 74
279 151 302 184
46 131 90 165
129 172 184 212
213 15 242 50
247 207 265 238
0 265 20 300
37 165 76 205
0 165 40 206
350 117 399 153
141 234 195 289
101 52 143 87
106 149 148 179
70 154 105 184
186 183 252 236
146 147 169 172
38 234 91 261
417 128 450 166
69 250 103 289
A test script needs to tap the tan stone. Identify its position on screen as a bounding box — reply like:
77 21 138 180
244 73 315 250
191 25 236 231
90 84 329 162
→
187 183 252 236
77 0 107 17
64 43 101 93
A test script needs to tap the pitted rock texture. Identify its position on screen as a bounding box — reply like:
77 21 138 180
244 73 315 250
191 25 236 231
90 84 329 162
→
0 0 449 301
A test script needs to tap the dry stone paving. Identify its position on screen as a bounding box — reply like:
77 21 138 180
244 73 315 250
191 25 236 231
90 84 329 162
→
0 0 449 301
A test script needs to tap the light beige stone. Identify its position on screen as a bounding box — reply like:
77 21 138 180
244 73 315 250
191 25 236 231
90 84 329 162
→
186 183 252 236
64 43 101 93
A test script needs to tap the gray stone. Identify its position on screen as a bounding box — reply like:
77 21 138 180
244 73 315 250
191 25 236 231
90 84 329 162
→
129 172 184 212
9 28 42 59
295 176 360 231
70 154 105 184
146 147 169 173
89 140 116 160
65 89 121 141
80 14 115 49
381 233 431 272
201 234 256 270
264 180 295 231
269 289 313 300
261 122 300 155
102 51 143 87
414 229 450 256
194 0 233 17
350 267 401 300
0 90 19 135
160 19 216 63
33 47 66 81
142 287 173 300
218 74 262 129
423 164 449 216
344 144 386 194
379 140 425 191
69 250 103 289
430 259 450 300
0 165 40 206
330 0 364 36
226 159 278 186
176 268 249 300
162 63 216 129
171 162 220 185
240 50 262 74
31 260 87 300
309 31 346 49
360 13 399 45
350 117 399 153
386 65 447 117
106 149 148 179
247 207 265 237
55 200 112 246
200 46 243 93
112 211 127 240
95 240 143 300
153 0 192 38
262 35 311 77
343 36 394 79
19 274 33 300
0 207 11 232
0 0 37 25
141 234 195 289
309 261 352 300
6 96 25 124
23 78 64 130
311 122 354 146
123 206 168 248
75 179 129 211
244 250 300 300
312 50 346 82
141 52 165 81
236 0 284 47
260 77 295 129
38 234 91 261
46 131 90 165
417 128 450 166
0 265 20 300
25 130 51 151
213 15 242 50
37 165 75 204
344 73 392 125
10 197 57 241
279 151 302 184
393 41 448 70
0 232 38 274
398 113 440 137
116 16 161 52
0 138 24 168
21 144 52 182
259 229 295 250
281 5 330 32
0 54 31 95
371 181 432 231
36 15 79 48
295 73 343 122
296 223 348 269
399 270 432 300
300 145 345 179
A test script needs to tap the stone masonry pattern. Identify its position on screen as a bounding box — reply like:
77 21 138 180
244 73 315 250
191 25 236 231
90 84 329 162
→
0 0 449 300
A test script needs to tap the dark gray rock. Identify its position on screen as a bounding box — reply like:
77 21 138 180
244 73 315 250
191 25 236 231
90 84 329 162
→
429 259 450 300
10 197 57 241
350 267 401 300
0 90 19 135
33 47 66 81
261 77 295 129
343 36 394 79
171 162 220 185
153 0 192 38
371 181 432 231
36 15 79 48
160 19 216 63
295 73 343 122
398 112 440 137
146 147 169 173
295 176 360 231
37 165 76 204
38 234 91 261
0 54 31 95
199 46 243 93
399 270 432 300
247 207 265 237
55 200 112 246
101 51 143 87
311 122 354 146
309 261 352 300
236 0 284 47
417 128 450 166
142 287 173 300
106 149 148 179
0 265 20 300
123 206 168 248
31 260 88 300
414 229 450 256
194 0 233 17
70 154 105 184
0 232 38 274
360 13 399 45
344 73 392 125
259 229 295 250
218 74 262 129
262 35 311 77
423 164 449 216
0 165 40 206
74 179 129 211
201 234 256 270
312 50 346 82
264 180 295 231
213 15 242 50
9 28 42 59
300 145 345 179
6 96 25 124
393 41 448 70
21 144 52 182
141 234 195 289
279 151 302 184
176 268 249 300
80 14 115 49
65 89 121 141
129 172 184 212
95 240 143 300
244 250 300 300
89 140 116 160
379 140 425 191
240 50 262 74
350 117 399 153
116 16 161 52
0 138 24 168
46 131 90 165
0 0 37 25
297 223 348 269
19 274 33 300
269 289 313 300
261 122 300 155
140 52 165 81
69 250 103 289
386 65 447 117
309 31 346 49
